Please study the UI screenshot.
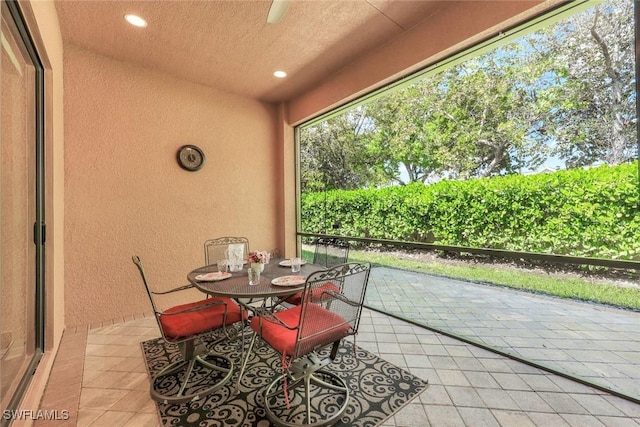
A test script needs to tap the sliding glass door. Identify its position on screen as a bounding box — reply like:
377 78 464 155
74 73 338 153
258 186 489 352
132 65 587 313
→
0 0 45 420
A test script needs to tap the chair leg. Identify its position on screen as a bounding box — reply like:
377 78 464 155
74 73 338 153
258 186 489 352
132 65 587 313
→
155 360 189 378
150 339 234 405
309 373 348 392
304 373 312 424
198 354 232 375
263 368 349 427
177 358 198 398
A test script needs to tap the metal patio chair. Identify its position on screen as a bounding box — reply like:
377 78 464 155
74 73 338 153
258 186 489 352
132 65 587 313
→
281 238 351 307
132 255 246 404
312 237 350 268
204 236 250 266
250 262 370 427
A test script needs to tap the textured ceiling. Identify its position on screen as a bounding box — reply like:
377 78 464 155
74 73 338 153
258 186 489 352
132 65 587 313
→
55 0 447 103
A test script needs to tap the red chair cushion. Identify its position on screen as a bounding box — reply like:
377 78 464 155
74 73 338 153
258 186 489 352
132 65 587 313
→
160 297 244 340
284 282 340 305
250 303 350 357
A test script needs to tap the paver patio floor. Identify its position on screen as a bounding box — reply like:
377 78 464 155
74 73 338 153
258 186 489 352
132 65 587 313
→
365 266 640 401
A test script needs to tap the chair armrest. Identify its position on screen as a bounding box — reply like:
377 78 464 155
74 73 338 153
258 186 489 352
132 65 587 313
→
152 283 195 295
253 307 298 330
319 290 359 307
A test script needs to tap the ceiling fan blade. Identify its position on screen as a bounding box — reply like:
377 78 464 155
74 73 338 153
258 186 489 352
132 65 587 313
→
267 0 291 24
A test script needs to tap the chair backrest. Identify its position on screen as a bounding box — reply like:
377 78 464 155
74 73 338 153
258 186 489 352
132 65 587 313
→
312 237 350 267
295 262 370 358
204 236 250 266
132 256 167 336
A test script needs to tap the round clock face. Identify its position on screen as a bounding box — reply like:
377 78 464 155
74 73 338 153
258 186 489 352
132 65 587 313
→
177 145 205 171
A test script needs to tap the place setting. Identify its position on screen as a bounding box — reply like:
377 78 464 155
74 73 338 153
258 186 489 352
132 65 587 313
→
194 271 232 282
277 258 306 267
270 275 306 286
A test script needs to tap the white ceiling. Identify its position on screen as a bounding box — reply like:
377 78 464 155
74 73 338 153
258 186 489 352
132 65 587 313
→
55 0 448 103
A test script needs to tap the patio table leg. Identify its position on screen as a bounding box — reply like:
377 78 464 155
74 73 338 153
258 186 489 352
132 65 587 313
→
234 332 257 393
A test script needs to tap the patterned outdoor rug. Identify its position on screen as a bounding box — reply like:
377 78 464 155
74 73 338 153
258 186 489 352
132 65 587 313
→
141 332 428 427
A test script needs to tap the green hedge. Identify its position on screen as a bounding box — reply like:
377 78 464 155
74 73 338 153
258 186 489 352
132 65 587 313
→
301 162 640 260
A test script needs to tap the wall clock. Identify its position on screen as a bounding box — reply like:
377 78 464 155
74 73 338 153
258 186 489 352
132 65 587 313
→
177 145 205 172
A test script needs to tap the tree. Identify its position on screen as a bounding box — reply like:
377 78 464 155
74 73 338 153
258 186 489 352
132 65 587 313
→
365 0 635 179
300 0 635 187
538 0 635 167
365 81 447 185
366 40 557 181
299 106 378 191
428 46 556 179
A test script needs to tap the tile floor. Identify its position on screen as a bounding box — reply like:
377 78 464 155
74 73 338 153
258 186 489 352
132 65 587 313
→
33 307 640 426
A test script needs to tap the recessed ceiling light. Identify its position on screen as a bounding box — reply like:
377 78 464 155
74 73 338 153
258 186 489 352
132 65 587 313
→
273 70 287 78
124 14 147 28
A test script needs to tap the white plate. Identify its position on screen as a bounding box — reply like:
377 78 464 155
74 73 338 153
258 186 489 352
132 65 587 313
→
195 272 232 282
278 259 307 267
271 275 306 286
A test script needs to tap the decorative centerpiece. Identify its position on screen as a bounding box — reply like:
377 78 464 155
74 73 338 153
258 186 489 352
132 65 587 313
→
248 251 270 272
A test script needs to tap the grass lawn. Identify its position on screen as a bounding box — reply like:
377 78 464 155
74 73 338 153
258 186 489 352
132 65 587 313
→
302 247 640 311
